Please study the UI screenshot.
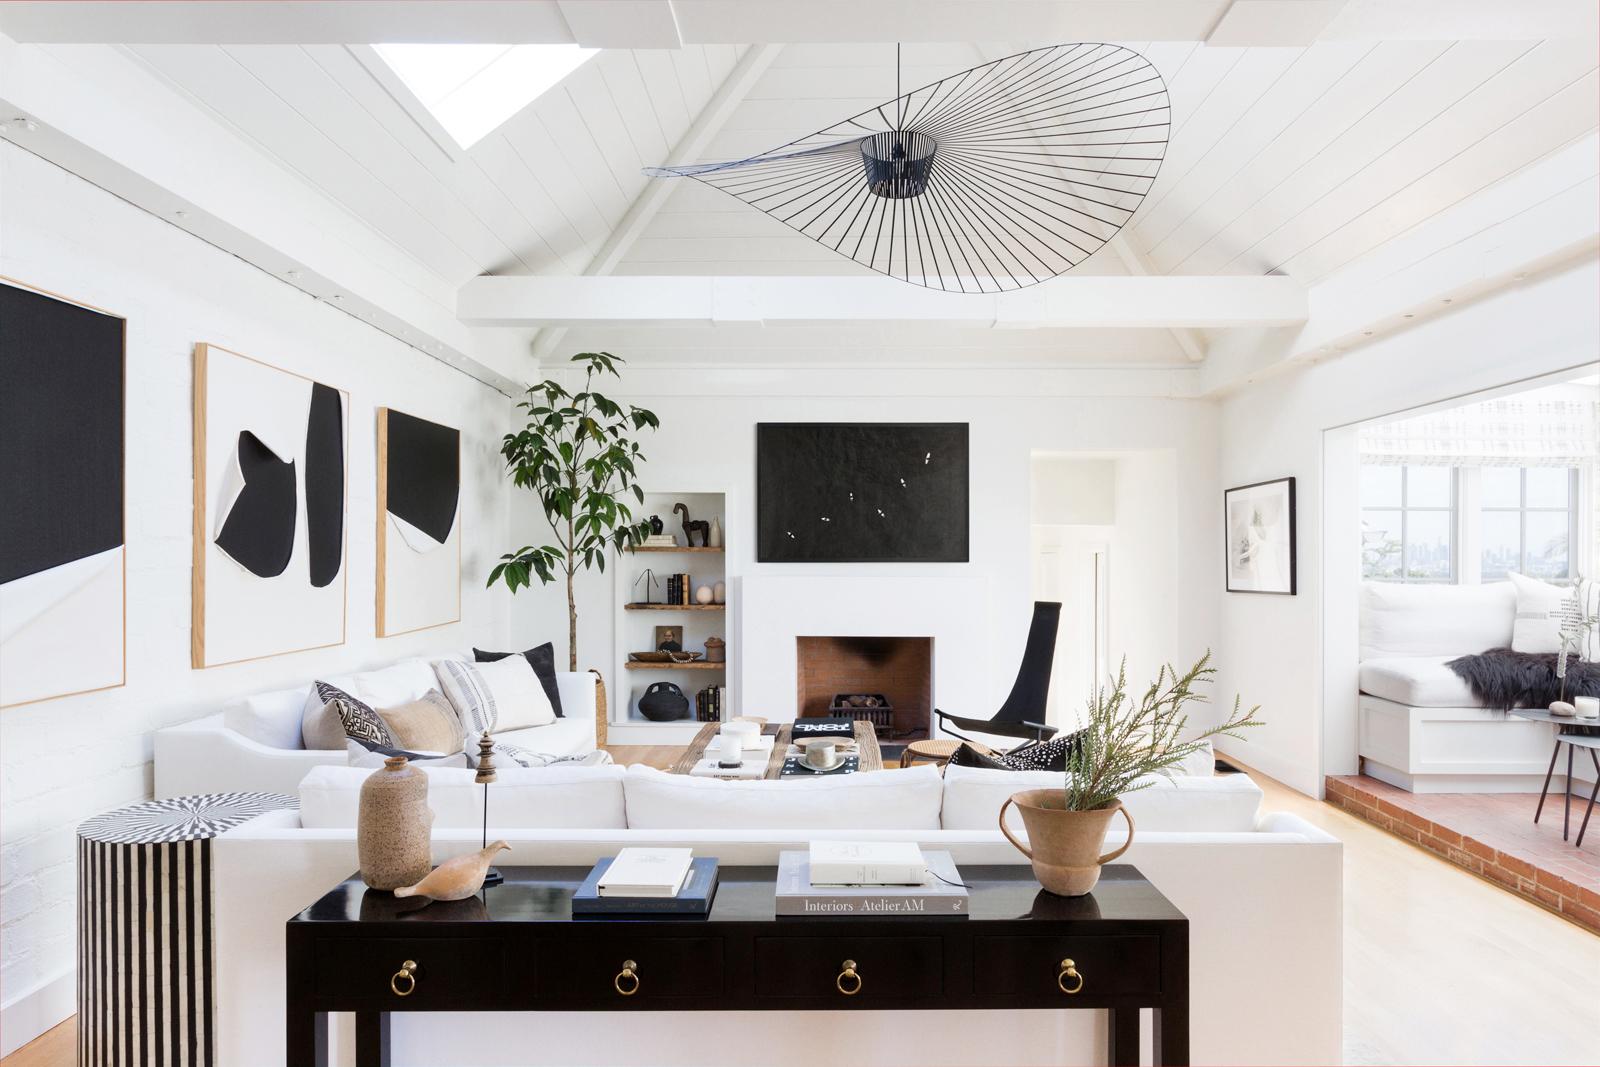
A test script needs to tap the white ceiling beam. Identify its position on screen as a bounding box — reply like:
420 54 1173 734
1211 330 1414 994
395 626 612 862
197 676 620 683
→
1109 237 1208 362
556 1 681 49
0 1 1588 44
529 42 779 366
0 34 520 393
461 275 1309 329
1199 133 1600 395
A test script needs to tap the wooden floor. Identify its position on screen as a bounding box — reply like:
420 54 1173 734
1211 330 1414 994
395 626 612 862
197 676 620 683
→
8 752 1599 1067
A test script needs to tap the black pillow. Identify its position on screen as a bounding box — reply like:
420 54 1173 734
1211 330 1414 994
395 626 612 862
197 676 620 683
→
474 643 564 718
948 731 1085 772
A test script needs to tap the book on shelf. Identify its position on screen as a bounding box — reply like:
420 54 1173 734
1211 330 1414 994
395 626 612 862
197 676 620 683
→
596 847 694 897
573 856 719 916
776 850 967 916
642 534 677 547
695 685 727 722
808 841 928 886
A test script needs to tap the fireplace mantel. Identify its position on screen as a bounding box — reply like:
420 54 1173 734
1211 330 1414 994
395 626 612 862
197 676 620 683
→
738 575 992 728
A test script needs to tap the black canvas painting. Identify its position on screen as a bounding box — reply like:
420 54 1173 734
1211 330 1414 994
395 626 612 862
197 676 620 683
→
304 382 344 588
0 283 124 584
757 423 969 562
385 410 459 542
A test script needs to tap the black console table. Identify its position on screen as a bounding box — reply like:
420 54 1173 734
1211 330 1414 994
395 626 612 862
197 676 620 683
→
286 863 1189 1066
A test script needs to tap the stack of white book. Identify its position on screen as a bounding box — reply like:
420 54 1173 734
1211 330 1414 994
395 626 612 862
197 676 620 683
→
596 847 694 897
642 534 678 547
775 842 968 916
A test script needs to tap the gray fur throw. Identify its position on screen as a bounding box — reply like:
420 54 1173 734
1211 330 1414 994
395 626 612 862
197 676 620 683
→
1447 649 1600 718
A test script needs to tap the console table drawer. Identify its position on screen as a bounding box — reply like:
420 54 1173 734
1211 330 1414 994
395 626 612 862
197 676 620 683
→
314 937 507 1007
537 936 725 1001
973 935 1161 998
754 936 943 1000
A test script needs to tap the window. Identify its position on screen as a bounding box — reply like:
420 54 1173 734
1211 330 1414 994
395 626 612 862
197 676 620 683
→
1361 465 1455 581
1480 467 1576 580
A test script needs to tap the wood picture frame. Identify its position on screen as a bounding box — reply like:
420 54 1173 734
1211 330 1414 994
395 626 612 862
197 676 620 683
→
376 407 461 637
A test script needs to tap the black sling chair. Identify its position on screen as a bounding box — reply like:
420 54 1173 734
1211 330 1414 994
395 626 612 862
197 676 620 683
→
934 601 1061 749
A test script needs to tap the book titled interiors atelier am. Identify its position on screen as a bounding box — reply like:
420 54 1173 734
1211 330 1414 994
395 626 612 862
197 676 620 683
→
776 850 968 916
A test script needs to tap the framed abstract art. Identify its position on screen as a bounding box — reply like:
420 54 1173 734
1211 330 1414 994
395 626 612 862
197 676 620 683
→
376 407 461 636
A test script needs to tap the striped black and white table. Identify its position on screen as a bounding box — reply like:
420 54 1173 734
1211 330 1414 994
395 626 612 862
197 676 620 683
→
77 792 294 1066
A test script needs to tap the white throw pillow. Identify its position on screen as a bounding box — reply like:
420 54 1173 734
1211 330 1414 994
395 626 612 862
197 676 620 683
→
621 764 944 830
1508 572 1566 654
1578 578 1600 662
434 656 555 736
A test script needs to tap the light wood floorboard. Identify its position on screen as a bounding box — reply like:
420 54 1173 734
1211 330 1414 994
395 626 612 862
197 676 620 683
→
10 752 1597 1067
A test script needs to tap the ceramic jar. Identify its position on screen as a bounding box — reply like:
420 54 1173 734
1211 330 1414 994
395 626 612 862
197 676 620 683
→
358 756 434 891
704 636 726 663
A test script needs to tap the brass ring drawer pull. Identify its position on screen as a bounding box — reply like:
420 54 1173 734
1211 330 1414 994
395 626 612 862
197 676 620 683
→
836 959 862 996
614 960 640 997
390 960 418 997
1057 958 1083 995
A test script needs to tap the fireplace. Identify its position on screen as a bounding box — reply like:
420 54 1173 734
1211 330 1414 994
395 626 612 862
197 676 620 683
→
795 636 932 740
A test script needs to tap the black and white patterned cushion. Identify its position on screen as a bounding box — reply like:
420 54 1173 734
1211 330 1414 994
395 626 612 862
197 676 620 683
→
433 659 498 735
316 681 395 747
948 730 1084 772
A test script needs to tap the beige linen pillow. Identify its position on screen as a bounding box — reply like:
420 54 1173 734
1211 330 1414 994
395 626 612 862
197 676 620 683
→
378 689 466 753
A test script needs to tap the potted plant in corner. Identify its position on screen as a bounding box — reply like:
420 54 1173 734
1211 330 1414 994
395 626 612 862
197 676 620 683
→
999 652 1260 896
488 352 659 671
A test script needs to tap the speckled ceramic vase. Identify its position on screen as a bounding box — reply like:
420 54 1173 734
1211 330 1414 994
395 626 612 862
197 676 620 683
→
358 756 433 891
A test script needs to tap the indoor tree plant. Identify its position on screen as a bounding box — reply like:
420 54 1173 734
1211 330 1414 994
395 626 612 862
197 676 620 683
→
999 652 1261 896
488 352 658 671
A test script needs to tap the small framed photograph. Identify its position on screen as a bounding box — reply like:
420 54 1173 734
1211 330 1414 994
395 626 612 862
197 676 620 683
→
653 625 685 651
1225 477 1296 595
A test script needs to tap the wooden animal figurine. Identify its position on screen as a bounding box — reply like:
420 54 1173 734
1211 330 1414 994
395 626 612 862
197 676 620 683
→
674 502 710 547
393 842 509 901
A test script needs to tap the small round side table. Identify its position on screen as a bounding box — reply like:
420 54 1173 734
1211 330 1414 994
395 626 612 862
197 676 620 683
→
899 739 992 768
77 792 295 1066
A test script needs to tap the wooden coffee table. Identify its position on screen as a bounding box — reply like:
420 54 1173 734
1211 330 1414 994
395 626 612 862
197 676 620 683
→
672 721 883 778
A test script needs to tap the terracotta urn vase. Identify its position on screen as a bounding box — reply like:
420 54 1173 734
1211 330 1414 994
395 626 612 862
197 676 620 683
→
358 756 434 891
998 789 1135 897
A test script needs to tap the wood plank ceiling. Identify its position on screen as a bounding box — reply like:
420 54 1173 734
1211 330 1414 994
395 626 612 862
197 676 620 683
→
120 33 1596 366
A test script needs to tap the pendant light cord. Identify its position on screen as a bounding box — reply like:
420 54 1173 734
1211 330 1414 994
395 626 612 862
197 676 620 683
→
896 43 903 132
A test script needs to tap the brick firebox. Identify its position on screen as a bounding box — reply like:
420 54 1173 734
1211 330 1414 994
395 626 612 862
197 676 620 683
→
795 636 932 740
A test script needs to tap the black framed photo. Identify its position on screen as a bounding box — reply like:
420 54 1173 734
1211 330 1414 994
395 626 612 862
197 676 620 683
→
1225 477 1296 594
757 423 969 563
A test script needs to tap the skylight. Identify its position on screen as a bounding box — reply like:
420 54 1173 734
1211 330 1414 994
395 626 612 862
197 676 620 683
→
373 43 597 150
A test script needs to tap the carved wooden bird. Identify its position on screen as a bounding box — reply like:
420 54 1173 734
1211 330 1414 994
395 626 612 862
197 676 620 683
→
393 842 509 901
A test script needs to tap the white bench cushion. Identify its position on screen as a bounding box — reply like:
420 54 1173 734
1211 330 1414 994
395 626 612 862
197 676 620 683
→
940 765 1264 832
298 764 627 830
1358 656 1478 707
622 764 944 830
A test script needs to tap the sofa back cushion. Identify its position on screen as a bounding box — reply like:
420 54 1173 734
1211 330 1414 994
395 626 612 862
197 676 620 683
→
622 765 944 830
1359 581 1515 660
940 765 1263 832
298 764 628 830
222 685 311 750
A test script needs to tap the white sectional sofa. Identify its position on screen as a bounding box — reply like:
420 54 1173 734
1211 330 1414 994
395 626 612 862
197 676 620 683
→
153 654 599 799
1357 581 1595 792
212 762 1342 1067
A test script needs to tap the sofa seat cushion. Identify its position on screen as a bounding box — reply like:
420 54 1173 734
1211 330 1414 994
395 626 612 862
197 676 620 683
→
299 764 627 829
495 718 595 758
940 765 1263 832
622 764 944 830
1359 656 1479 707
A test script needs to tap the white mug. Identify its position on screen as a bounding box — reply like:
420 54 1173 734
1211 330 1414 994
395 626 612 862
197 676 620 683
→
721 721 759 748
717 734 743 768
1575 696 1599 720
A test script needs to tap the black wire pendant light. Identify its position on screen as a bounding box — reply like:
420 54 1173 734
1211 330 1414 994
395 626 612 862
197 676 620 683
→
645 43 1170 292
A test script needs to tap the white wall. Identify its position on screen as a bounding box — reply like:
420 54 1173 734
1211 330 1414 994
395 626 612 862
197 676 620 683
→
507 369 1221 732
0 145 514 1052
1213 260 1600 796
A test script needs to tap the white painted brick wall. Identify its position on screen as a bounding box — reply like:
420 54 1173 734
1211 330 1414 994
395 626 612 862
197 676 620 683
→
0 145 517 1048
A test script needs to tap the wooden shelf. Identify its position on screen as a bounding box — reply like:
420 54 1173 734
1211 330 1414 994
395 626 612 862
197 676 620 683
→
624 602 724 612
625 660 726 671
630 545 724 553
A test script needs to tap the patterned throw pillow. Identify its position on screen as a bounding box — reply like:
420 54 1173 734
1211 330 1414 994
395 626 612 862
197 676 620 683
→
948 731 1085 772
433 659 498 736
316 681 395 748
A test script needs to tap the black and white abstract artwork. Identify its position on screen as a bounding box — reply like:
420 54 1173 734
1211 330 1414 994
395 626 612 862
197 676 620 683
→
1225 477 1296 595
0 280 125 707
195 344 347 666
757 423 969 562
377 408 460 636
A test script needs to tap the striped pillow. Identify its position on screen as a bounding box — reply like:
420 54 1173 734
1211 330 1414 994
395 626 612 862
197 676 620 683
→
433 659 498 736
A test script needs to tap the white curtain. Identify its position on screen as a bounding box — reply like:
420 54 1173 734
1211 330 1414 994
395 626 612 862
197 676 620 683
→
1360 397 1599 467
